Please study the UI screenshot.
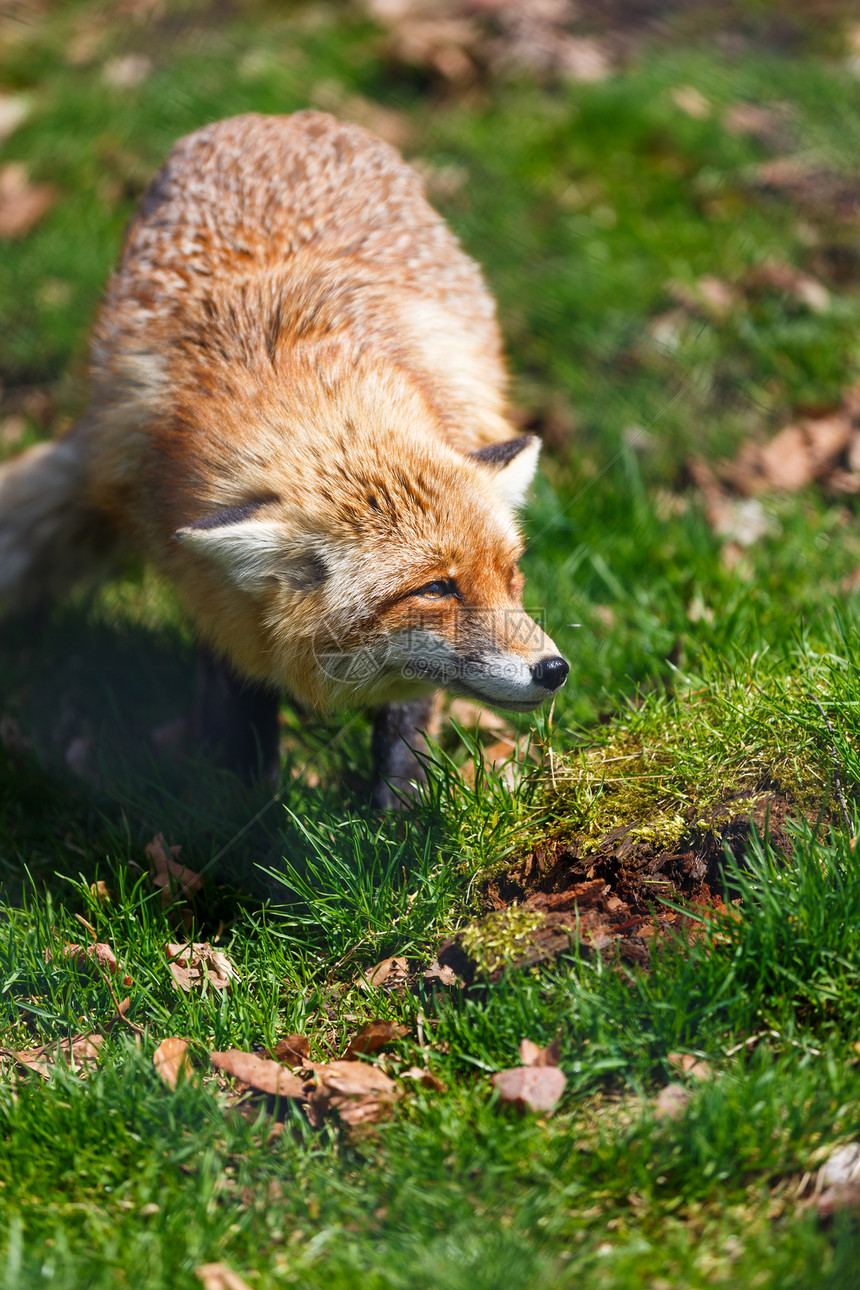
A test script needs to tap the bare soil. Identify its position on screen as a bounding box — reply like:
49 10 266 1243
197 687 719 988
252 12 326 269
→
438 790 799 983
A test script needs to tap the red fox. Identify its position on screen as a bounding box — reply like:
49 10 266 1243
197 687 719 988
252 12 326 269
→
0 111 568 805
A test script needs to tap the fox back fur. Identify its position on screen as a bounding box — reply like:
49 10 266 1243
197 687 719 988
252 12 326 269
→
0 111 566 733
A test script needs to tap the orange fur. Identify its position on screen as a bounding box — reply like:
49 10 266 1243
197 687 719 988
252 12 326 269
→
0 112 566 715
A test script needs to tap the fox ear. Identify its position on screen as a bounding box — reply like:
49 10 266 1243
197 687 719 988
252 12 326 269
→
175 515 326 594
472 434 540 509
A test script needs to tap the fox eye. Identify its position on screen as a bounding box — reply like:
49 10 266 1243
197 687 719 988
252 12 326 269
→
411 579 458 599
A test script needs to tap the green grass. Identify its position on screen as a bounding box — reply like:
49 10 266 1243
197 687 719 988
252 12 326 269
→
4 1 860 1286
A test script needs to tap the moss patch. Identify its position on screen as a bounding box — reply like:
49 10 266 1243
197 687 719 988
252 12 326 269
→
542 668 831 858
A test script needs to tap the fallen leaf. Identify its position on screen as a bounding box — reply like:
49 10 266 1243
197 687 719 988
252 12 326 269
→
462 734 532 788
668 1051 713 1081
402 1065 447 1092
363 956 409 992
492 1065 566 1114
366 0 611 84
750 157 860 222
553 36 610 83
817 1183 860 1222
2 1032 104 1078
421 958 459 987
47 941 133 987
745 261 830 313
310 1059 401 1127
210 1050 307 1099
819 1142 860 1188
447 699 512 735
102 53 152 88
0 94 30 145
0 415 27 450
272 1033 310 1066
689 457 776 547
0 163 58 238
669 275 741 320
165 943 239 992
146 833 202 905
647 306 687 353
723 101 794 150
342 1020 408 1059
153 1037 191 1089
89 880 112 903
671 85 710 119
723 415 852 495
519 1037 561 1067
367 0 478 80
195 1265 254 1290
655 1082 690 1121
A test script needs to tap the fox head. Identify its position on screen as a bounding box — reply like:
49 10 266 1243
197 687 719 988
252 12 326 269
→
172 375 568 713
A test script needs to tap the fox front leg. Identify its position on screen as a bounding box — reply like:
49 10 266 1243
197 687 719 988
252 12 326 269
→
194 645 280 783
371 694 441 810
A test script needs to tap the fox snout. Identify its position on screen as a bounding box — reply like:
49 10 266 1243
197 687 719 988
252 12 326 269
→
419 604 568 712
314 602 568 713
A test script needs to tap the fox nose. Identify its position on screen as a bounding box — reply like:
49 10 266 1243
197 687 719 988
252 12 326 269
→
532 655 569 692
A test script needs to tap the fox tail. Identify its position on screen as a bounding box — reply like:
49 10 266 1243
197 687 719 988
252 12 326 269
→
0 428 117 611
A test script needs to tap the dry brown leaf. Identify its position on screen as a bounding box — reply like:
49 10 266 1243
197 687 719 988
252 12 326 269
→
210 1050 307 1099
817 1183 860 1222
668 1051 713 1081
311 1059 401 1127
364 956 409 992
102 53 152 88
165 942 239 992
552 36 610 83
671 85 710 119
146 832 202 905
342 1020 408 1059
89 880 112 903
690 456 774 547
194 1265 254 1290
47 940 133 987
724 415 852 495
422 958 459 987
3 1032 104 1078
519 1037 561 1068
492 1064 566 1114
314 1060 399 1097
402 1065 447 1092
0 94 30 145
669 275 741 320
272 1033 310 1066
750 156 860 219
0 163 58 238
366 0 610 83
0 415 27 450
725 424 818 495
153 1037 191 1089
723 101 794 150
462 735 532 789
368 0 478 80
819 1142 860 1188
655 1082 690 1121
745 261 830 313
447 699 511 735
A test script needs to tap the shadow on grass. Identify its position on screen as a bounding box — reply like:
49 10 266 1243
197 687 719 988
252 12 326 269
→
0 587 381 908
